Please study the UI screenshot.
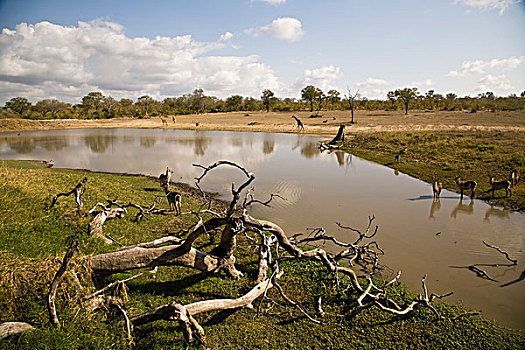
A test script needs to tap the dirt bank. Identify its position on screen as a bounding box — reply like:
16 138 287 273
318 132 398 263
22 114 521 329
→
1 110 524 135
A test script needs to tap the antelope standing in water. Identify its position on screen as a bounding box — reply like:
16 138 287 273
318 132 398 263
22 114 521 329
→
432 179 443 198
161 183 182 215
487 175 512 198
454 176 476 199
158 167 173 187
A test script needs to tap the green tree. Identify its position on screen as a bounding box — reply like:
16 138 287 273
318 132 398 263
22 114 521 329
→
81 92 104 115
226 95 243 111
189 89 213 114
261 89 274 112
327 89 340 109
387 91 396 108
301 85 322 112
243 97 258 111
119 98 135 116
137 95 154 115
34 99 67 117
478 91 496 100
102 96 119 117
425 90 435 109
394 88 418 115
5 97 31 115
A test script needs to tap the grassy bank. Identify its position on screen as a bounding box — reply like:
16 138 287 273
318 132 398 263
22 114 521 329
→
0 161 523 349
342 130 525 211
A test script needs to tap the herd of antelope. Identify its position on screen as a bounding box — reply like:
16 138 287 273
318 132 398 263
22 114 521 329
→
432 169 519 200
158 167 182 215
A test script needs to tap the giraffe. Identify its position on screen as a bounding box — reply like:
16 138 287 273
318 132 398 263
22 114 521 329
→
291 115 304 131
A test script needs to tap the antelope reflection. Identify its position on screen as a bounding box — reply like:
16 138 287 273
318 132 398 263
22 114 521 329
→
428 198 441 220
484 205 510 223
450 198 475 219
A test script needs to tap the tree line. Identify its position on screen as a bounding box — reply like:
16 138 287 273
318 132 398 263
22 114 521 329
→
2 86 525 120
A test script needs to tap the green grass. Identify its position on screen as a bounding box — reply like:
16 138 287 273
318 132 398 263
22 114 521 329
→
342 130 525 210
0 161 523 349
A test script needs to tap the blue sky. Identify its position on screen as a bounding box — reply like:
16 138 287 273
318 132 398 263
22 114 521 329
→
0 0 524 104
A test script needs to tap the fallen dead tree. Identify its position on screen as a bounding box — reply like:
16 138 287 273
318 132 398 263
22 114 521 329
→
76 161 469 346
50 176 88 209
88 201 127 244
0 322 34 340
38 160 476 347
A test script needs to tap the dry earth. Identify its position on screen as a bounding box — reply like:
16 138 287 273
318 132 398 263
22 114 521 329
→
1 110 524 135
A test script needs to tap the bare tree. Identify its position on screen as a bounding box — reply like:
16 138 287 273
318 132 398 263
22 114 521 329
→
70 161 466 347
345 88 359 124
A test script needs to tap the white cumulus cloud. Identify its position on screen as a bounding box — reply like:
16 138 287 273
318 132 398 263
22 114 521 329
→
412 79 433 88
453 0 522 14
356 77 389 87
0 20 281 103
448 56 525 76
476 74 513 92
219 31 234 42
261 17 304 42
294 65 341 91
355 77 391 99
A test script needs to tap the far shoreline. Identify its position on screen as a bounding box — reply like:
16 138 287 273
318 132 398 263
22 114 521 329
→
1 110 524 136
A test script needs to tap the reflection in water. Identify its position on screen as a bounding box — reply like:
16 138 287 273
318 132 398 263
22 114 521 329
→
335 150 345 167
42 137 68 152
1 128 525 331
231 137 243 147
300 142 319 159
123 136 135 144
263 139 275 155
6 135 70 153
484 205 510 223
394 168 399 176
8 138 36 154
500 270 525 288
429 198 441 220
84 135 116 153
140 136 156 148
194 135 209 156
450 198 474 218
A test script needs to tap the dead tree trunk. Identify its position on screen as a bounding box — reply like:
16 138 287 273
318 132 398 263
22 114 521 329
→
88 203 127 244
48 239 78 328
328 124 345 145
0 322 34 339
50 176 88 209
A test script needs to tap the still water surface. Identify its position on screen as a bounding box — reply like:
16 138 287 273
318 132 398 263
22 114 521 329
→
1 128 524 330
